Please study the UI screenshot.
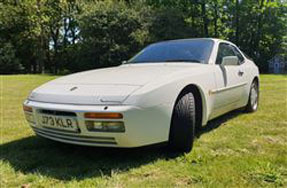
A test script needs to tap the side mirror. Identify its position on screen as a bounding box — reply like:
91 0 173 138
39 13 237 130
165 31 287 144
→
122 60 127 64
222 56 239 66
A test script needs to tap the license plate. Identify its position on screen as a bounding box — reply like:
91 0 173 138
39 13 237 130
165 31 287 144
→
39 115 79 132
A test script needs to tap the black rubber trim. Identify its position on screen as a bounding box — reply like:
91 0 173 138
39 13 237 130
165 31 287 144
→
33 127 115 141
41 126 81 134
35 131 117 145
39 109 77 117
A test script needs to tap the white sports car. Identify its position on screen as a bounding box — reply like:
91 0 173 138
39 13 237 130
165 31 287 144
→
23 38 259 152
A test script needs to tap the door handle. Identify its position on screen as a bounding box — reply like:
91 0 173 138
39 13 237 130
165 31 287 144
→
238 70 244 76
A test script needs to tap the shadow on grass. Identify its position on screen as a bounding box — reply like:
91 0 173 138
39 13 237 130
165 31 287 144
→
197 109 242 138
0 136 179 181
0 110 242 181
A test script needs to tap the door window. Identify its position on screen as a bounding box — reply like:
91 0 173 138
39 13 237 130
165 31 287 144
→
231 46 245 64
216 43 236 64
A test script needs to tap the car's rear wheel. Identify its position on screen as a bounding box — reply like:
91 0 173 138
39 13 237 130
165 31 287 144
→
245 80 259 112
169 91 196 152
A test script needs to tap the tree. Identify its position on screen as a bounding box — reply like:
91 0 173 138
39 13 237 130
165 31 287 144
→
0 0 286 74
77 1 145 71
0 41 23 74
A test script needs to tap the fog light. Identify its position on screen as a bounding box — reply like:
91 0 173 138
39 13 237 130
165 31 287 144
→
25 113 35 123
85 121 125 132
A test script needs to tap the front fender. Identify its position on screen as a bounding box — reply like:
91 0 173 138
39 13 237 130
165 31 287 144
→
124 69 217 126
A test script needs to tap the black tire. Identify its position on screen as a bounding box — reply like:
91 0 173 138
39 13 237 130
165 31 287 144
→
245 80 259 112
169 91 196 152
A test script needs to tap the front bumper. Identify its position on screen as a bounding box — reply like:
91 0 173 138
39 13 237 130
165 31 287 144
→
23 100 171 147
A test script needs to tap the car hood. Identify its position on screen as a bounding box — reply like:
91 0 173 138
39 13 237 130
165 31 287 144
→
49 64 169 85
29 63 201 105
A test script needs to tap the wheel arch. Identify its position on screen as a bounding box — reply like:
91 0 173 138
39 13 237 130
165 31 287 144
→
172 84 207 130
251 76 260 96
253 76 259 87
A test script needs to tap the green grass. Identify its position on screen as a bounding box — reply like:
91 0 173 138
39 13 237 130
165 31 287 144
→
0 74 287 187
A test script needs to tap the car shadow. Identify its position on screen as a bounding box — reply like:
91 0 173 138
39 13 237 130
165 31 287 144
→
0 110 242 181
0 136 180 181
196 109 242 138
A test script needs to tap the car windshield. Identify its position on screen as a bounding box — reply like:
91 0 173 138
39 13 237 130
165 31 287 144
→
128 39 214 64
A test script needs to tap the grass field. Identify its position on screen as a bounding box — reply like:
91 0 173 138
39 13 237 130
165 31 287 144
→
0 74 287 187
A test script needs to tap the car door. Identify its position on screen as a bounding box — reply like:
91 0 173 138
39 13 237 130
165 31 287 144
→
212 43 247 111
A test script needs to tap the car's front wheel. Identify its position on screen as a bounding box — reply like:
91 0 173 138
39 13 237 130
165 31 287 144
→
169 91 196 152
245 80 259 112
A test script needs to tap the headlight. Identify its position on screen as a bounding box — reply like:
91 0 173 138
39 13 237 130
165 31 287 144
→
85 121 125 132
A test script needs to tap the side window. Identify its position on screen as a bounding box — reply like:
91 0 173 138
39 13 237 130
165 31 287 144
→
231 46 245 64
216 43 236 64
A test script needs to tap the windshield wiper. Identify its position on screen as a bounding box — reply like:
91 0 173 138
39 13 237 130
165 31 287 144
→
165 59 201 63
127 59 202 64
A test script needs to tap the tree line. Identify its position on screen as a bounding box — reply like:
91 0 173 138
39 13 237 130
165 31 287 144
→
0 0 286 74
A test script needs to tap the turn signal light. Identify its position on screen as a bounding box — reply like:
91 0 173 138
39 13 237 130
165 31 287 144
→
23 105 33 112
84 112 123 119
